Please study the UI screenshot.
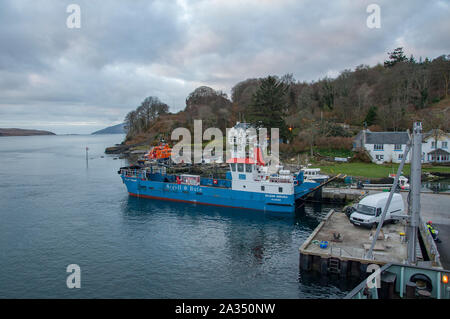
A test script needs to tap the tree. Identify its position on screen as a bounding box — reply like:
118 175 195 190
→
247 76 289 139
364 106 378 126
430 55 450 99
123 96 169 139
319 77 336 110
384 47 407 68
185 86 232 131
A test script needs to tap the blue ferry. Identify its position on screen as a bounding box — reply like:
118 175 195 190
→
118 153 322 213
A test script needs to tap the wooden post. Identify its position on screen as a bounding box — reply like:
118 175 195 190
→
86 146 89 167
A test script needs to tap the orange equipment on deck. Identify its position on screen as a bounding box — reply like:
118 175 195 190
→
144 143 172 160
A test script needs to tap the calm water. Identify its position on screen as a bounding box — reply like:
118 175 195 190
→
0 134 348 298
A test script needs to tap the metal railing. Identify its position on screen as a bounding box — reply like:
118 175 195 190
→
419 216 441 266
345 263 450 299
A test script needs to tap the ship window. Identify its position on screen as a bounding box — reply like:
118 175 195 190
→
230 163 236 171
245 164 252 172
237 163 244 172
261 186 265 191
279 187 283 193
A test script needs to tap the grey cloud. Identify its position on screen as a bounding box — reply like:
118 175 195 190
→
0 0 448 134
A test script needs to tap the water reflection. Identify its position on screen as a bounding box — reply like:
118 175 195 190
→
422 179 450 193
298 271 360 298
119 195 346 298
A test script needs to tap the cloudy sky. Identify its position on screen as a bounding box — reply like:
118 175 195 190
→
0 0 449 134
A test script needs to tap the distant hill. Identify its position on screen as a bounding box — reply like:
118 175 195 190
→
92 123 126 135
0 128 56 136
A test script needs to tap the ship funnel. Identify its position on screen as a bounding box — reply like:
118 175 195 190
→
253 147 266 166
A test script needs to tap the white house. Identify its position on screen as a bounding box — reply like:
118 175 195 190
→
353 130 410 164
353 129 450 164
421 129 450 163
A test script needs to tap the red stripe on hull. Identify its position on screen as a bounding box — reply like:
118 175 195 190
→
128 192 258 211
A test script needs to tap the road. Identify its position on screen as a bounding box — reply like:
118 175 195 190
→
401 192 450 269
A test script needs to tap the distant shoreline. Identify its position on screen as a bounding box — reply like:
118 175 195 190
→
0 128 56 137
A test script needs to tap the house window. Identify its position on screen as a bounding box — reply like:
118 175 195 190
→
374 144 383 151
278 187 283 193
394 144 402 151
432 141 437 149
442 142 448 149
398 154 403 160
375 155 384 161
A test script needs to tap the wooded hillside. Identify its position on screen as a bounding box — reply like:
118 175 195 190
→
123 48 450 154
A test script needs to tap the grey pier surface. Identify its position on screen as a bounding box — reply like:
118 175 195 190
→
299 210 408 278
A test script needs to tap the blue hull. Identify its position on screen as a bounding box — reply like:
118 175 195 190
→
121 176 319 213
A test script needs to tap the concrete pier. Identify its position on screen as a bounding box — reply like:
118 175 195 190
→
305 187 368 203
299 210 408 278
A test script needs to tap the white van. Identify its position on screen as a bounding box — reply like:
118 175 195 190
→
349 192 404 228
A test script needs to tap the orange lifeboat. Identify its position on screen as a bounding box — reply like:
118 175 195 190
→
144 143 172 161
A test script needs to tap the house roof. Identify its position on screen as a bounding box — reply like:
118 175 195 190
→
423 129 449 142
428 148 450 155
365 131 409 145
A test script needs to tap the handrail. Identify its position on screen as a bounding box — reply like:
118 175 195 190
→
345 262 450 299
419 216 441 266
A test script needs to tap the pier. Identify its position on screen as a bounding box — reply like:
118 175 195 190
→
299 209 408 278
300 122 449 286
305 187 367 203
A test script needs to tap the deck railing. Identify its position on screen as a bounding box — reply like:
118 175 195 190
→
345 263 450 299
419 216 441 266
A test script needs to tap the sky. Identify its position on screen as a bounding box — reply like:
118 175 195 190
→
0 0 449 134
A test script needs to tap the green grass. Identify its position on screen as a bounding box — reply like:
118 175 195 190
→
316 162 450 178
315 148 353 158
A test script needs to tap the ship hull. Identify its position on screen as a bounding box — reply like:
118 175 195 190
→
121 176 316 213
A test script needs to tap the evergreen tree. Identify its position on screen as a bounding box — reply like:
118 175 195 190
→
364 106 378 126
247 76 289 140
384 47 407 68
